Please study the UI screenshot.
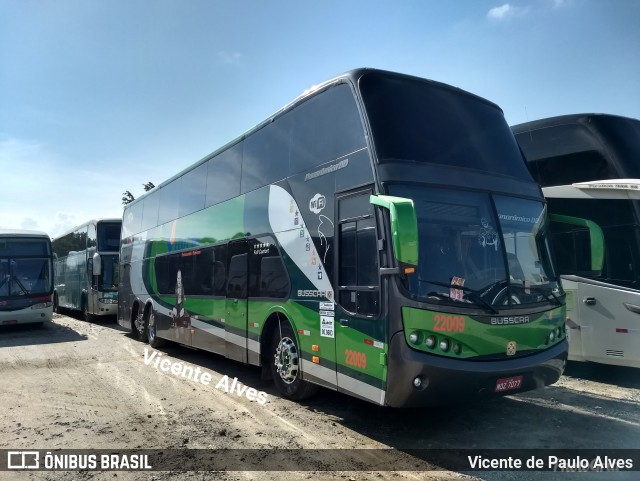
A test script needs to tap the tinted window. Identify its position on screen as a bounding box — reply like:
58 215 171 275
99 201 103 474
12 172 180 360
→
248 237 289 298
337 192 379 316
290 84 366 173
155 248 214 296
206 144 242 206
97 222 121 252
527 151 615 187
212 244 228 296
141 192 160 232
123 202 143 237
241 117 291 193
360 73 531 180
0 238 50 257
158 180 180 224
227 253 248 298
179 162 207 217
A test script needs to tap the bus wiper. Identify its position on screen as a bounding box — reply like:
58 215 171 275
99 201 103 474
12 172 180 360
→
524 284 563 307
422 279 498 314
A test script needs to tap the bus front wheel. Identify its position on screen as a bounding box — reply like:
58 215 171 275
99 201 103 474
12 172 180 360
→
269 321 318 401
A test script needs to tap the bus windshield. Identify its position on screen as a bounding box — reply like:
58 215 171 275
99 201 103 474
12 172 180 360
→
98 222 121 252
99 254 119 291
359 72 532 181
0 238 52 298
389 185 562 308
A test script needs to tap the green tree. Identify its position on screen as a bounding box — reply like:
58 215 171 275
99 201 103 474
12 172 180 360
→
122 182 155 205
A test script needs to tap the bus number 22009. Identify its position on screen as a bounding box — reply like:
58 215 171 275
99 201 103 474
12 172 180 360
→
434 314 465 333
345 350 367 369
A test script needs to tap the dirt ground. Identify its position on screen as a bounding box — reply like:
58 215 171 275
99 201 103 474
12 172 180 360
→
0 314 638 481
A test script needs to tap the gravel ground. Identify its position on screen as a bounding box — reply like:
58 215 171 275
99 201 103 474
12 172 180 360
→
0 314 638 481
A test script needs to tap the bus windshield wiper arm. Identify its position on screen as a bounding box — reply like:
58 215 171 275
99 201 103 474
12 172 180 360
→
422 280 498 314
525 284 563 307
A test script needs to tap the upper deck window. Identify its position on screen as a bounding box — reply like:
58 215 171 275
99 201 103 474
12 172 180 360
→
359 73 531 181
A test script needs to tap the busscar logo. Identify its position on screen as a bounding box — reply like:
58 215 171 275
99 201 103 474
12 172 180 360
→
490 316 530 325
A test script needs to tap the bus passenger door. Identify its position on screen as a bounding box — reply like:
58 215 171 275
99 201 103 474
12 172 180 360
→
335 190 387 405
225 241 248 363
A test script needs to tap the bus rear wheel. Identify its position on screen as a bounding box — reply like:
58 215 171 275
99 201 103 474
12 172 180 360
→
147 309 166 348
82 296 93 323
131 308 147 342
270 321 318 401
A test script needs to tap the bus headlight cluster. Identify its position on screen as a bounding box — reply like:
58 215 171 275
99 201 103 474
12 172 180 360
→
99 298 118 304
30 301 52 309
547 325 566 344
411 332 462 355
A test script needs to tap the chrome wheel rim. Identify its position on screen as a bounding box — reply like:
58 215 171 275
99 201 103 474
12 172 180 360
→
274 337 298 384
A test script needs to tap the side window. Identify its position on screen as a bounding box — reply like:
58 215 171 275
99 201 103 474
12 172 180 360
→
212 244 228 296
206 144 243 207
241 116 291 194
248 237 289 298
155 253 180 295
549 223 593 275
158 180 180 225
188 248 214 296
227 253 248 299
290 83 366 174
87 224 97 249
123 201 143 237
337 191 379 316
141 191 160 231
179 162 207 217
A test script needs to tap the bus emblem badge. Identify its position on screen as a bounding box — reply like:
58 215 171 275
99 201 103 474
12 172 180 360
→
506 341 517 356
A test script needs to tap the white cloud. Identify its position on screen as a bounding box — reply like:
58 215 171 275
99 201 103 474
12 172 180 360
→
487 3 530 21
218 51 243 66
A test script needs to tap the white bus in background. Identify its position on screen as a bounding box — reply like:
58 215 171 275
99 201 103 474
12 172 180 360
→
52 219 121 321
513 113 640 368
0 229 53 326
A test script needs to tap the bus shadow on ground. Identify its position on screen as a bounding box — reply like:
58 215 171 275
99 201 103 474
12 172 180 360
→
564 361 640 389
0 320 87 348
135 340 639 479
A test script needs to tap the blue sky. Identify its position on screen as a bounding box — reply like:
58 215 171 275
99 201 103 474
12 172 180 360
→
1 0 638 238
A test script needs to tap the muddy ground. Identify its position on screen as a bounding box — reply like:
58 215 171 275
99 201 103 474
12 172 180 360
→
0 314 638 481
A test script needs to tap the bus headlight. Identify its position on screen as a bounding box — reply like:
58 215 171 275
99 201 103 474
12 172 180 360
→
425 335 436 349
30 302 52 309
439 339 450 352
99 298 118 304
408 331 421 344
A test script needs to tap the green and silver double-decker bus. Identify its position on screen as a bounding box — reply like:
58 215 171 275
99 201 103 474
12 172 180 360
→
0 229 53 326
52 219 121 321
119 69 568 406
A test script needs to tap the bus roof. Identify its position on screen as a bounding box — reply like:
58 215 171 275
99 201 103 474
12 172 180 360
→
512 113 640 185
51 218 122 241
125 68 503 209
0 228 50 239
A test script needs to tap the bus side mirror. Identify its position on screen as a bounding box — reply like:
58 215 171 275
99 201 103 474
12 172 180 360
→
370 194 418 274
549 214 604 275
93 253 102 277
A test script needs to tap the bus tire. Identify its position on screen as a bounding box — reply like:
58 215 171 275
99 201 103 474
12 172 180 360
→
82 298 93 323
270 321 318 401
147 309 166 348
53 293 59 314
131 307 147 342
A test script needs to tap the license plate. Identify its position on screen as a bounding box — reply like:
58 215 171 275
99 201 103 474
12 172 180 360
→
495 375 523 393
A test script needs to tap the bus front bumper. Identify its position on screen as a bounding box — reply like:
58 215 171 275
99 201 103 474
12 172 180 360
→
384 332 567 407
